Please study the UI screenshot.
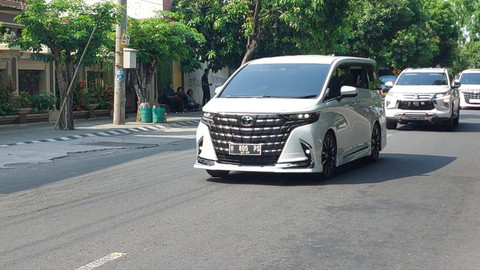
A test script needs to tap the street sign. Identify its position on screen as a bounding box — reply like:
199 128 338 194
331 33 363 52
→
121 33 130 47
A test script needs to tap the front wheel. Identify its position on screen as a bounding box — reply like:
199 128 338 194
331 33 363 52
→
206 170 230 178
453 107 460 126
369 123 381 162
321 132 337 179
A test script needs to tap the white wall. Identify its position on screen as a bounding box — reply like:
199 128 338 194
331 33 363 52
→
183 64 231 104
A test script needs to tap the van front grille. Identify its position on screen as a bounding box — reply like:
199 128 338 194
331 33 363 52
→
206 113 317 165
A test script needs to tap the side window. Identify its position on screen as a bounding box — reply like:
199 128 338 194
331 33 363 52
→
366 64 380 90
325 64 349 100
348 65 368 89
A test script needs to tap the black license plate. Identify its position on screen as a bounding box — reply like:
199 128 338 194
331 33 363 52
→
229 143 262 156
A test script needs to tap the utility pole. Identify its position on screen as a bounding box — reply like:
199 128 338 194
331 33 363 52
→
113 0 127 125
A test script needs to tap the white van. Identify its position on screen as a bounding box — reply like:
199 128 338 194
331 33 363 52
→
458 69 480 109
194 55 387 178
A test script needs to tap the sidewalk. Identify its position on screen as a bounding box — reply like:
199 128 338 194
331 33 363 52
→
0 111 202 147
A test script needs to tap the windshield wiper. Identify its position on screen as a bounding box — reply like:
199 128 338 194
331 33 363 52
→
294 95 318 99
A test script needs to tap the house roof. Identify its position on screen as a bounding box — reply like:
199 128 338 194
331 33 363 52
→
0 0 26 11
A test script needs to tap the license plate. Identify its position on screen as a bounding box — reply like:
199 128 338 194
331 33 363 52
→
229 143 262 156
469 99 480 104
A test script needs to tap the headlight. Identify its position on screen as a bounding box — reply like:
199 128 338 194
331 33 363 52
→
201 112 215 126
384 93 398 108
285 112 320 124
435 93 451 107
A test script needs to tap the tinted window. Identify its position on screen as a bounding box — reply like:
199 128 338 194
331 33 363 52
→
325 64 349 100
367 64 380 90
396 73 447 85
219 64 330 98
460 73 480 84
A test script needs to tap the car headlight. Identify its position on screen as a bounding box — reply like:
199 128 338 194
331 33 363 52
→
201 112 215 126
384 93 398 108
435 93 451 107
285 112 320 124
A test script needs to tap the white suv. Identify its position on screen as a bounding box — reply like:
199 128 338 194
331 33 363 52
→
458 69 480 108
194 55 387 178
384 68 460 130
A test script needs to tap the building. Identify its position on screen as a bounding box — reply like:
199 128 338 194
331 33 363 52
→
0 0 55 97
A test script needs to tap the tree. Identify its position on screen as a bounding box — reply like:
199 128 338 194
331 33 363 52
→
12 0 119 130
172 0 349 71
452 0 480 70
127 16 204 119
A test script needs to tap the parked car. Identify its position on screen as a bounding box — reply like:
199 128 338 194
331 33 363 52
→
458 69 480 109
379 75 397 96
384 68 461 130
194 55 387 179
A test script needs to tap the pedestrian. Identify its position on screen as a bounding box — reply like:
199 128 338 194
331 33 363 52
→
186 88 200 111
162 82 181 113
176 86 187 112
202 68 213 106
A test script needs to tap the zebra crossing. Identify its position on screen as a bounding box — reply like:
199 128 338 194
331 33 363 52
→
0 120 199 148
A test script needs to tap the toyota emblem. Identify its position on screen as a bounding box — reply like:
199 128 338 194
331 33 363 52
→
240 115 254 127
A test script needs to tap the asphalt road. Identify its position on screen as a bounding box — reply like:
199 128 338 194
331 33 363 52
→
0 110 479 270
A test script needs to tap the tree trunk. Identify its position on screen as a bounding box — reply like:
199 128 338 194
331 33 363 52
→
242 37 258 65
55 61 74 130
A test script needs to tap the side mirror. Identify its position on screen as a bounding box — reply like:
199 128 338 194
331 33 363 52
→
214 86 223 95
385 81 394 89
340 85 358 97
452 79 461 88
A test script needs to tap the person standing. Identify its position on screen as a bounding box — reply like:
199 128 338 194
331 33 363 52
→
202 69 213 106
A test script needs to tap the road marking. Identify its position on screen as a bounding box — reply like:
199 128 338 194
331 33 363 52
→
135 134 196 139
75 252 126 270
387 134 393 137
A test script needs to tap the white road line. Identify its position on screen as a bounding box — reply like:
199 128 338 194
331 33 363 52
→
387 134 393 137
0 144 8 148
97 132 111 136
60 137 70 140
73 135 84 139
31 140 42 143
85 133 96 137
137 127 149 131
118 130 130 134
75 252 126 270
135 134 196 139
16 142 26 145
108 131 121 135
128 128 140 132
46 139 57 142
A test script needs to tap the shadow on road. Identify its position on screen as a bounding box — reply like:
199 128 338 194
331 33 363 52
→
207 153 456 186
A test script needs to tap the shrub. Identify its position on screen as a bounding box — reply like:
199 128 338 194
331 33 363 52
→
32 92 57 112
0 83 16 116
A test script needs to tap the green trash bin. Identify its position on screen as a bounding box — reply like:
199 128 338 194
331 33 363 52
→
152 107 166 123
140 108 152 123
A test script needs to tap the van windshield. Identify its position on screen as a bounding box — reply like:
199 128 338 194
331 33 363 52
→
460 73 480 84
219 64 330 98
396 73 447 85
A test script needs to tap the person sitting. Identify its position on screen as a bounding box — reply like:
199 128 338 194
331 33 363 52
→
176 87 188 112
185 88 200 111
162 82 182 113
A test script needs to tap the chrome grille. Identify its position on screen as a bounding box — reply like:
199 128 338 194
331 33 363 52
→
464 92 480 103
398 101 434 110
208 113 315 165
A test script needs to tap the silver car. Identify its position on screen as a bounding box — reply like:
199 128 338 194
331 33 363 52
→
384 68 461 130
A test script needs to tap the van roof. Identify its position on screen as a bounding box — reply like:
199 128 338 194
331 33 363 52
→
402 68 447 73
248 55 375 65
461 69 480 74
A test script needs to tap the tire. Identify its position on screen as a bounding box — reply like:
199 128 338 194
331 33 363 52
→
386 119 397 130
321 132 337 179
206 170 230 177
369 123 381 162
443 115 454 131
453 107 460 126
